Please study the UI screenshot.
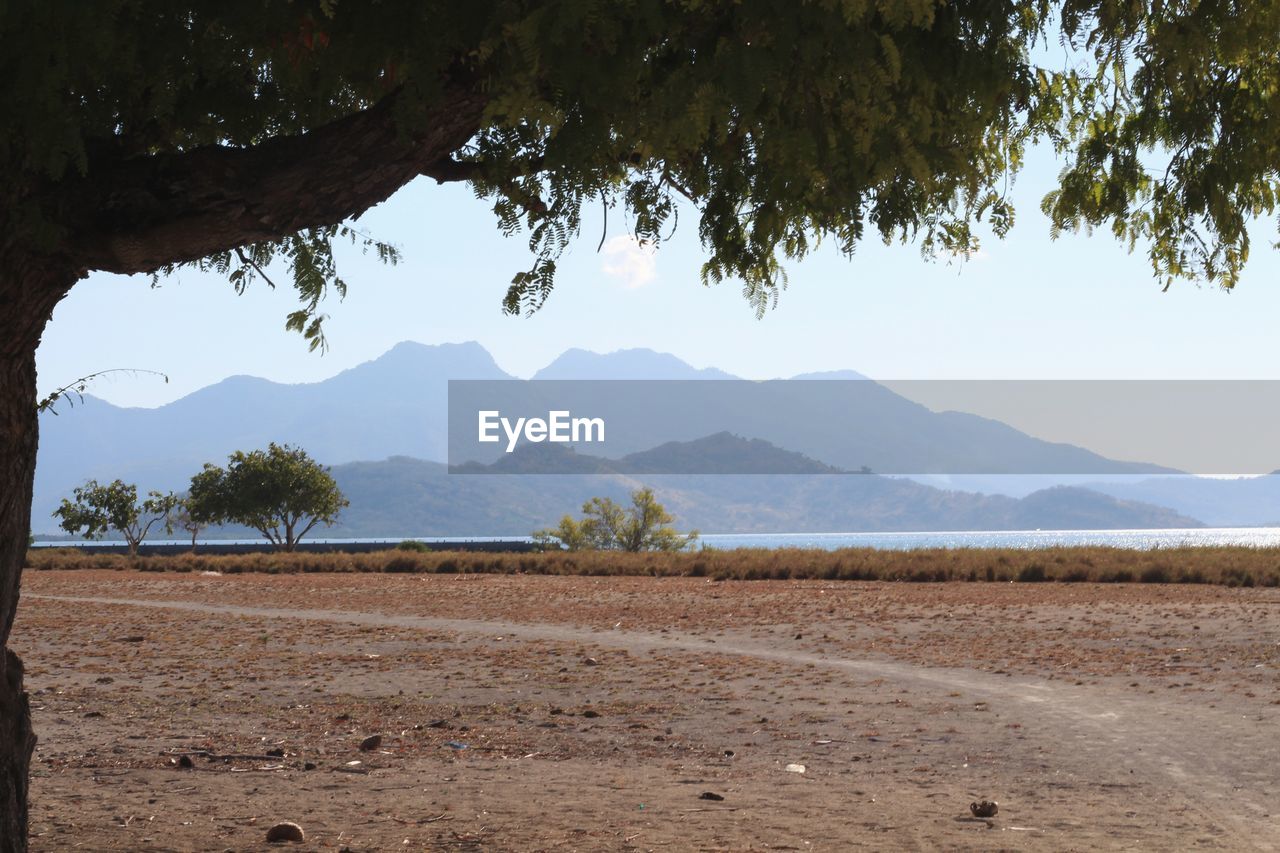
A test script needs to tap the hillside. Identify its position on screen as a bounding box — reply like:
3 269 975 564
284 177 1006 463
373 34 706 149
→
323 437 1201 537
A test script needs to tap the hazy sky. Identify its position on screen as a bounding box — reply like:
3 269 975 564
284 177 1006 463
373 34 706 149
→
36 143 1280 409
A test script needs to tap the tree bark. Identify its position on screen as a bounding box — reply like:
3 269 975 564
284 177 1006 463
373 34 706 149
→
0 250 77 851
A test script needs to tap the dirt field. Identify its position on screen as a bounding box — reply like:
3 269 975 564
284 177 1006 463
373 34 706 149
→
12 570 1280 851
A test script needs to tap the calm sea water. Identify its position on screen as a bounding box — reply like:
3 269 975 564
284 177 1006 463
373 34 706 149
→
696 528 1280 551
42 527 1280 552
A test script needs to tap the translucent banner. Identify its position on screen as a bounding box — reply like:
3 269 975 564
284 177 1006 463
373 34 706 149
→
446 380 1280 475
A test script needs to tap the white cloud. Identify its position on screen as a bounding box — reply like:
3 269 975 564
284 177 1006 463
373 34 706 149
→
600 235 657 289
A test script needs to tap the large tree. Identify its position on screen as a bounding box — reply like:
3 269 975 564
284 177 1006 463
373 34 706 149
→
187 443 347 552
3 0 1279 846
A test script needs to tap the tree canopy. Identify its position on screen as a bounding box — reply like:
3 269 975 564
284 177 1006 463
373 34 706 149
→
7 1 1280 351
52 479 177 557
187 443 348 551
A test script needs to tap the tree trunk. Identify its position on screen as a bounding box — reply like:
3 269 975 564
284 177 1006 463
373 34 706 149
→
0 252 76 851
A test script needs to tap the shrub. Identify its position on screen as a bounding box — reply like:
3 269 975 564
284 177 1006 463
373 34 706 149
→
1017 563 1047 583
24 543 1280 587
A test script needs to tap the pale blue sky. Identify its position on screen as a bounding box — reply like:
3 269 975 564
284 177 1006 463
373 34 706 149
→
36 143 1280 409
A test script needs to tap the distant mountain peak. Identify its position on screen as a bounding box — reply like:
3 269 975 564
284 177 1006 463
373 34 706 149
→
456 431 845 475
532 347 737 380
618 431 844 474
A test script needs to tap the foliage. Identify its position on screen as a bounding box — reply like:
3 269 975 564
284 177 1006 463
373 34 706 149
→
186 443 348 552
24 544 1280 588
167 498 203 551
36 369 167 415
8 3 1280 348
536 488 697 552
51 480 177 556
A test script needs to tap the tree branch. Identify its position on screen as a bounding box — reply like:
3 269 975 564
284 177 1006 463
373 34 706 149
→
54 82 488 276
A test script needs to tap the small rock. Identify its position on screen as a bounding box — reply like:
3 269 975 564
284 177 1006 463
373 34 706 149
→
698 791 724 801
177 755 195 769
970 800 999 818
94 676 114 684
358 734 383 751
582 709 601 719
120 635 145 643
265 821 305 843
584 657 600 666
723 750 735 757
266 747 285 758
425 719 449 729
784 763 806 774
82 711 103 719
302 762 317 771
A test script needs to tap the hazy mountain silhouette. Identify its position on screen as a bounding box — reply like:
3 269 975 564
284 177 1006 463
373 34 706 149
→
1084 474 1280 526
617 432 843 474
33 340 1186 533
322 441 1200 537
33 341 511 529
532 347 736 380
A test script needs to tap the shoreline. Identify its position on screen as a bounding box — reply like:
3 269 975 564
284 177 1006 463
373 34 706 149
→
25 544 1280 587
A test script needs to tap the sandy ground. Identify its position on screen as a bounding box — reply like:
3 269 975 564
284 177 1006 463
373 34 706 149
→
11 570 1280 851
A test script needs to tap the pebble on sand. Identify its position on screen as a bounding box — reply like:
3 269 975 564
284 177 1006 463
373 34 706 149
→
265 821 306 843
970 800 999 818
359 734 383 751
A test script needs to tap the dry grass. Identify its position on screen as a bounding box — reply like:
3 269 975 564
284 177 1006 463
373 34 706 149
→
24 545 1280 587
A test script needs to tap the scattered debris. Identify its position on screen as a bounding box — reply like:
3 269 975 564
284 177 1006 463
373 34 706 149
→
970 800 999 818
443 741 469 750
784 764 806 774
163 749 284 762
265 821 306 843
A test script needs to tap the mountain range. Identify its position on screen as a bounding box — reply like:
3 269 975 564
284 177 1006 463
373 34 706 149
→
31 340 1271 535
339 433 1193 537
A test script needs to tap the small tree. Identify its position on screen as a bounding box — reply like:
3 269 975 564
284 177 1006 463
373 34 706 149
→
188 443 347 552
536 488 697 552
52 480 177 557
167 498 203 553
